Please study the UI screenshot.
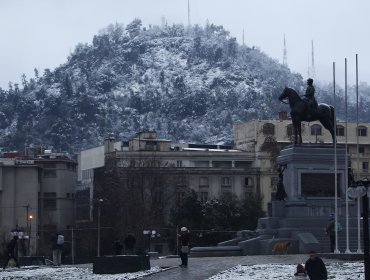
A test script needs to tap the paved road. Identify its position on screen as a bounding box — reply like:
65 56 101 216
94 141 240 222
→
147 255 344 280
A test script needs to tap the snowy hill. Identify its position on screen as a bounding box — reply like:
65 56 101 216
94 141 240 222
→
0 20 314 152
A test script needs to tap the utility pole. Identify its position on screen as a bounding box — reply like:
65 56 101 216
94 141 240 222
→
188 0 190 27
311 40 316 78
25 204 29 235
97 199 103 257
24 204 30 255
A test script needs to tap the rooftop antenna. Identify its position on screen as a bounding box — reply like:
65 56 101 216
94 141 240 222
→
188 0 191 26
311 40 316 78
283 34 287 66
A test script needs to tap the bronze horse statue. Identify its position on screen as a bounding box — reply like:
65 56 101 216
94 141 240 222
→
278 87 335 144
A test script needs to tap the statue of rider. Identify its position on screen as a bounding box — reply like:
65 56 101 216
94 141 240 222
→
303 78 318 119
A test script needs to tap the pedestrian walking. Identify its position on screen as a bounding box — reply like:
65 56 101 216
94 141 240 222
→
124 233 136 255
51 232 64 266
178 227 190 268
325 214 342 253
3 236 20 270
305 251 327 280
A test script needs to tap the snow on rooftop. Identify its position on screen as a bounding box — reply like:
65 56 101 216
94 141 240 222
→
182 148 241 152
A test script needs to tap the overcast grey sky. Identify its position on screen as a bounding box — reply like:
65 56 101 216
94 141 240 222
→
1 0 369 89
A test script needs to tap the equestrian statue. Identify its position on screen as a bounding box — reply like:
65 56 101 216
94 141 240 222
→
278 78 335 145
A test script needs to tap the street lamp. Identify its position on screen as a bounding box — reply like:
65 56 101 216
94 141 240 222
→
143 230 157 253
347 178 370 279
28 215 33 255
97 199 103 257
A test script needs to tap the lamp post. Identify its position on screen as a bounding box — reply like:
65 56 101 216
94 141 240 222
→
28 215 33 255
143 230 157 253
97 199 103 257
347 178 370 279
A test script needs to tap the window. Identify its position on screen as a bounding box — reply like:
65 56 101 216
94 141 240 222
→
311 124 322 136
270 177 279 192
177 176 186 186
177 191 185 203
336 125 345 136
145 142 157 151
221 185 232 194
244 177 253 186
263 123 275 135
358 126 367 136
199 192 208 203
153 191 163 203
286 124 294 137
176 160 182 167
363 162 369 170
44 169 56 178
43 192 57 210
359 146 365 154
199 177 209 187
222 177 231 186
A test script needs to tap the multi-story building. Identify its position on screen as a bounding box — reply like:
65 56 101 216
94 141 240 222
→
76 132 261 255
76 132 260 218
234 113 370 211
0 147 77 255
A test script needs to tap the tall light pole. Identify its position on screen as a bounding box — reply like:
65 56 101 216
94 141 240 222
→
28 214 33 255
97 199 103 257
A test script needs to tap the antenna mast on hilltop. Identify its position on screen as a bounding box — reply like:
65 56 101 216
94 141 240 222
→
242 29 245 45
283 34 288 66
188 0 191 26
311 40 316 78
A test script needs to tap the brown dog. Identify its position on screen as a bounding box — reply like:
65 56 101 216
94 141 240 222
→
272 241 291 254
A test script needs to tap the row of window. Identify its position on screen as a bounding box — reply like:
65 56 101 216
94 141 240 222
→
180 176 254 187
176 189 253 204
38 192 75 210
263 123 368 137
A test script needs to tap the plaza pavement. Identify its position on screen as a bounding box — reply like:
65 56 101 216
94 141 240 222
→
144 254 349 280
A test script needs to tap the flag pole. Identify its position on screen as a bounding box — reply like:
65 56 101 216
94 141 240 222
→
356 53 362 254
344 57 351 253
333 62 340 253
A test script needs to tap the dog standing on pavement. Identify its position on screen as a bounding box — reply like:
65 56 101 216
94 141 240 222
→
272 241 291 254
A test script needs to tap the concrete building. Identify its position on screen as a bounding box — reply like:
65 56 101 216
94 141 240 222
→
76 132 261 255
0 148 77 255
77 132 259 217
234 116 370 212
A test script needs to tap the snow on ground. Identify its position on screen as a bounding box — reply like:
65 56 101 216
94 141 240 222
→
0 266 161 280
207 263 364 280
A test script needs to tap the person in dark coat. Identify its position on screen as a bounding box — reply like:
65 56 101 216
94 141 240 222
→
325 214 336 253
3 236 20 269
112 240 123 255
124 234 136 255
305 251 327 280
178 227 190 268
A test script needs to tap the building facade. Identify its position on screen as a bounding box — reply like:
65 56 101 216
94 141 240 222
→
234 117 370 211
76 132 261 255
0 148 77 255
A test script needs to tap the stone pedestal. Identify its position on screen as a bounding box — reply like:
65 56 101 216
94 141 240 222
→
276 144 350 217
